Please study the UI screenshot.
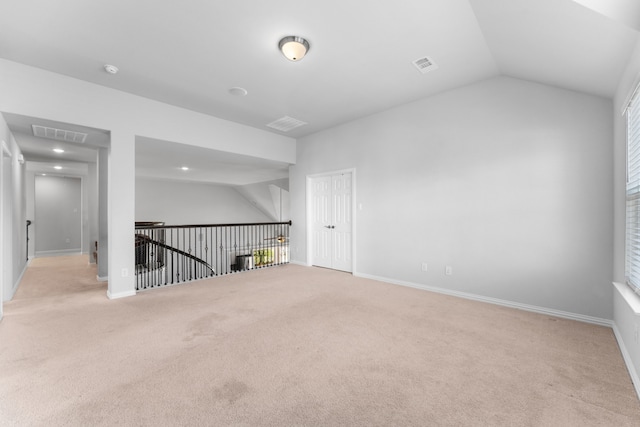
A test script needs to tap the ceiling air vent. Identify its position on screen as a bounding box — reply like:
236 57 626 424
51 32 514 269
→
412 56 438 74
32 125 88 143
266 116 307 132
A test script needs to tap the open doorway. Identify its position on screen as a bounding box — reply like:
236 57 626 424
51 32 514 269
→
34 175 82 257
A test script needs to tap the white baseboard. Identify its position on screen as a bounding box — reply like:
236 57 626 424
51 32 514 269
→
354 271 640 400
35 249 82 257
612 323 640 400
96 275 108 282
5 260 29 302
106 289 136 300
289 260 310 267
353 272 612 327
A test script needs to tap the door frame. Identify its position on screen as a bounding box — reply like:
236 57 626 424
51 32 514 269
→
1 141 12 309
34 175 83 257
305 168 356 273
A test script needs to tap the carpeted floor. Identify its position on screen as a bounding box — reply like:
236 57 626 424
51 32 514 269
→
1 255 639 426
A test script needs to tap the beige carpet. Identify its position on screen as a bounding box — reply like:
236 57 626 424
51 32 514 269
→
1 255 639 426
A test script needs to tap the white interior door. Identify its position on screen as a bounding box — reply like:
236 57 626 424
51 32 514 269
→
331 172 352 272
311 175 332 268
310 172 352 272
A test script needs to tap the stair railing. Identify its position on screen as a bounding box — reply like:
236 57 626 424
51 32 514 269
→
134 221 291 291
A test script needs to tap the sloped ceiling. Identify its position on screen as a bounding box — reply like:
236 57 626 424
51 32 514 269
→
470 0 639 98
0 0 638 182
1 0 637 141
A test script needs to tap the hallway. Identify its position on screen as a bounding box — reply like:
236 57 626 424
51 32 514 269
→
9 255 105 302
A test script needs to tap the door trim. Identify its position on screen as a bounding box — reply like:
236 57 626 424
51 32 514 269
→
34 175 83 256
306 168 356 273
1 144 13 307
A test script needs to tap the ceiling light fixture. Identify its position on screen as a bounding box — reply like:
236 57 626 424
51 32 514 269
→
54 166 62 170
104 64 119 74
53 148 65 153
181 166 189 171
278 36 310 61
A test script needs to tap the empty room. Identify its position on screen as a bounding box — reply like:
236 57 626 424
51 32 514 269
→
2 0 640 425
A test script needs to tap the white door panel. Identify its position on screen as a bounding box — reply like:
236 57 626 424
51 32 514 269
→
310 172 353 272
311 176 332 268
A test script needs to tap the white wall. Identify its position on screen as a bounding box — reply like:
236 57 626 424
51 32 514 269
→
135 177 271 225
34 176 82 254
0 114 27 310
25 170 34 260
291 76 613 320
0 59 296 299
613 34 640 395
87 162 98 262
235 178 290 221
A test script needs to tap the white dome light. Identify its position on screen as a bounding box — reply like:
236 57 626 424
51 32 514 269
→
278 36 310 62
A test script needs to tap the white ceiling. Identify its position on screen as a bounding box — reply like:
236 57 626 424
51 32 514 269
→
2 113 108 160
136 137 290 186
3 114 290 185
1 0 638 183
3 113 107 177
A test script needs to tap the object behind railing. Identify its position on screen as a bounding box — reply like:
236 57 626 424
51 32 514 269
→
134 221 291 291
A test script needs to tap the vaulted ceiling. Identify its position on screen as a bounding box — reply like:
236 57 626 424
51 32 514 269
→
1 0 638 182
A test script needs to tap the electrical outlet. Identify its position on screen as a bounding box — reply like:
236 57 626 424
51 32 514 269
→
121 268 128 277
445 265 453 276
421 263 428 272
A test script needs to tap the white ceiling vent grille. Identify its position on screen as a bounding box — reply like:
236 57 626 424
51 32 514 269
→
266 116 307 132
32 125 88 143
412 56 438 74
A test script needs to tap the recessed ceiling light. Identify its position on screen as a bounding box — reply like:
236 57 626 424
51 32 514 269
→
104 64 119 74
181 166 189 171
41 173 47 176
53 148 65 153
228 87 248 97
54 166 62 170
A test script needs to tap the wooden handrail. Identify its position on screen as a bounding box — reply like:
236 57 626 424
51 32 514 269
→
135 233 215 275
135 220 292 230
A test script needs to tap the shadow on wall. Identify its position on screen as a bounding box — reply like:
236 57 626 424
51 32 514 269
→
135 177 290 225
235 178 290 222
